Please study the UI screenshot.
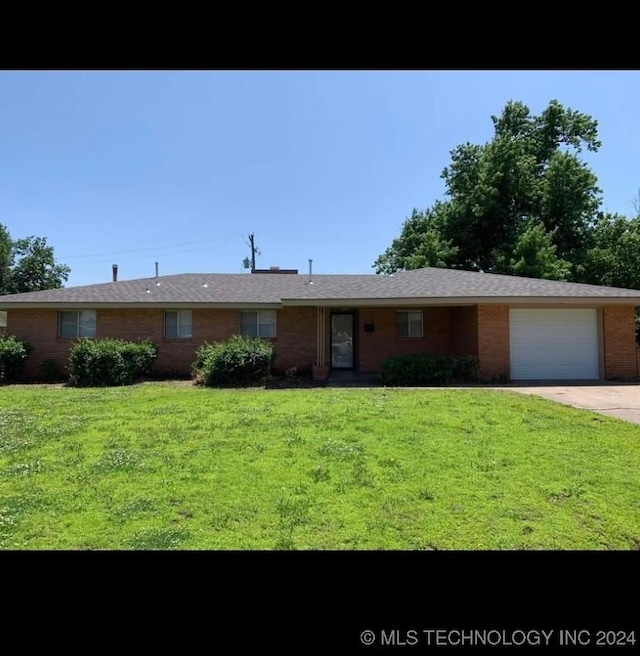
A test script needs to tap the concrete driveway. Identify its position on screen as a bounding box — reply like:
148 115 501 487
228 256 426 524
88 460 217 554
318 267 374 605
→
501 383 640 424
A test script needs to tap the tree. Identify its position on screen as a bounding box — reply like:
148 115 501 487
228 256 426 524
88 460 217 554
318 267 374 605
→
374 204 458 274
0 224 70 295
375 99 603 280
581 213 640 290
493 221 572 280
0 224 12 294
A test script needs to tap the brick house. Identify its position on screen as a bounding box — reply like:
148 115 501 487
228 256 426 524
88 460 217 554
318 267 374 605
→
0 266 639 381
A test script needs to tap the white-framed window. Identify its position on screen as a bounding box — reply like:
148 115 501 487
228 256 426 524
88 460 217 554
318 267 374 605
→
58 310 97 339
397 310 423 338
164 310 192 339
240 310 277 338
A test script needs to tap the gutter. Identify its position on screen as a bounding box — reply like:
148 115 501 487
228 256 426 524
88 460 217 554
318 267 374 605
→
279 296 640 307
1 297 640 311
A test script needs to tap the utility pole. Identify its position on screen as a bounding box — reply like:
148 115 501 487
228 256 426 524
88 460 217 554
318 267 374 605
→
247 233 260 272
249 233 256 272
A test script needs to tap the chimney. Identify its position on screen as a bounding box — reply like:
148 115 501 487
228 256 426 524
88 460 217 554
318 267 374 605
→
251 266 298 274
112 264 118 283
155 261 159 278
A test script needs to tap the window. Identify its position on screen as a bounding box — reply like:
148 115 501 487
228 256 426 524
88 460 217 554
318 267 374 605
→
164 310 192 338
241 310 276 338
397 310 423 338
58 310 97 339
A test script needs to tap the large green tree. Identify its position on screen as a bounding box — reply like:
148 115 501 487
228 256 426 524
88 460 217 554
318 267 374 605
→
375 99 603 280
581 213 640 290
0 223 70 295
374 204 458 275
0 224 12 294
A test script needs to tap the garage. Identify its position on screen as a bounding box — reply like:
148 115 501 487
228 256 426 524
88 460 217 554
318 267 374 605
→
509 309 600 380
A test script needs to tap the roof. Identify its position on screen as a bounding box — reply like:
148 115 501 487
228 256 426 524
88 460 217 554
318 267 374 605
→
1 268 639 308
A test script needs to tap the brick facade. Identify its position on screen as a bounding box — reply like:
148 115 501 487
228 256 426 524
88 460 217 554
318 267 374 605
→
451 306 478 356
6 302 639 381
7 306 319 379
477 304 510 381
7 309 71 379
272 306 317 373
350 306 478 373
602 305 638 379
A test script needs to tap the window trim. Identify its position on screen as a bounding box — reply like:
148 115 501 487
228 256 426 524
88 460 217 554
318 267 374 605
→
164 310 193 340
57 310 97 340
240 309 277 339
396 310 423 338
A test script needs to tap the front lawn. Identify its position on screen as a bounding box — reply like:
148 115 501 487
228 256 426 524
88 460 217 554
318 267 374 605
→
1 384 639 550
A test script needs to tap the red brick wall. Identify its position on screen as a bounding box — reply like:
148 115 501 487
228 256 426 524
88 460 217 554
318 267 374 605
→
356 307 454 373
7 309 73 379
11 303 634 381
602 305 638 379
97 308 241 375
477 304 510 381
7 306 318 379
272 307 317 373
451 306 478 356
637 348 640 377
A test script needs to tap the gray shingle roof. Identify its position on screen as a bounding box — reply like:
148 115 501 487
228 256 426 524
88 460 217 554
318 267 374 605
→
0 268 639 307
287 267 640 300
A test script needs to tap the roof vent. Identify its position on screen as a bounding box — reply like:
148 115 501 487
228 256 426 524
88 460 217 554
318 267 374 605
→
112 264 118 283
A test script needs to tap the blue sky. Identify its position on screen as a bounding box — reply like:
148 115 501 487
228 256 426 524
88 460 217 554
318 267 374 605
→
1 70 639 287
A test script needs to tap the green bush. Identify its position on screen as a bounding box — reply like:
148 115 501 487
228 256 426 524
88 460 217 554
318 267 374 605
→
68 339 157 387
380 353 479 386
0 334 33 383
193 335 276 387
38 358 66 382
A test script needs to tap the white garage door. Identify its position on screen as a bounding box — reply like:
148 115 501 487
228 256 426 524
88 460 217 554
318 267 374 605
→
509 309 599 380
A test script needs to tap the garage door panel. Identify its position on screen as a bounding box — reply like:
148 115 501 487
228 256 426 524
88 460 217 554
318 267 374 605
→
509 309 599 380
511 362 598 376
511 347 598 363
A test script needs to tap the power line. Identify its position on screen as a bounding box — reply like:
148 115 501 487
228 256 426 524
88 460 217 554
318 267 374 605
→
58 237 233 260
64 243 236 266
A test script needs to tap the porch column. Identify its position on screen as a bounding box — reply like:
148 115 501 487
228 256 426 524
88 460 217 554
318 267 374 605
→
477 304 510 381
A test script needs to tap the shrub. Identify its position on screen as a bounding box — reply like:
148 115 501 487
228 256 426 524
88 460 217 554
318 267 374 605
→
193 335 275 387
38 358 66 383
380 353 479 386
0 335 33 383
68 339 157 387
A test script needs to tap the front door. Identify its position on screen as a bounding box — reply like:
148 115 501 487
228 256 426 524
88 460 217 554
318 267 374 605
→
331 312 355 369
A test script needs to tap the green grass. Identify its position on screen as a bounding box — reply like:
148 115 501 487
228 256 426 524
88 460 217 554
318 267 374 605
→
1 383 639 550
